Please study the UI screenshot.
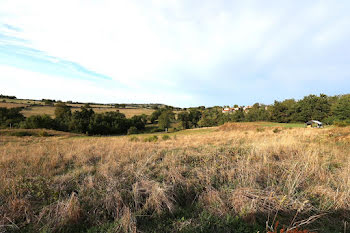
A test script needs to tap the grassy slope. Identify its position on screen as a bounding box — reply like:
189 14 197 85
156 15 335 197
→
0 99 155 118
20 106 154 118
1 123 350 232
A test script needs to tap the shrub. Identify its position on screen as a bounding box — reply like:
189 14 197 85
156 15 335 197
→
273 128 282 133
127 126 138 135
44 100 54 106
38 130 50 137
130 115 147 130
144 135 158 142
162 135 170 140
334 121 350 127
158 110 175 130
129 136 139 142
256 127 265 132
0 107 25 128
323 116 336 125
22 114 55 129
89 112 129 135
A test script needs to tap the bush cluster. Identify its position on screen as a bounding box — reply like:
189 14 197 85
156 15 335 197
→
144 135 158 142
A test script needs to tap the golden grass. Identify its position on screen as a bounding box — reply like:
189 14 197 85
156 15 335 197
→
0 123 349 232
1 99 155 118
0 98 42 105
20 106 154 118
109 108 154 118
0 102 29 108
21 106 57 117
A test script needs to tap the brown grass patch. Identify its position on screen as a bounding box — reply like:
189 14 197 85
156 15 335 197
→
0 102 28 108
21 106 56 117
20 106 155 118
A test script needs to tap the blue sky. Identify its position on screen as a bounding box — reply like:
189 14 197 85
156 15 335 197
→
0 0 349 107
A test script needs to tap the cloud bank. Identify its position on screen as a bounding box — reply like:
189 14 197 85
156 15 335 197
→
1 0 349 107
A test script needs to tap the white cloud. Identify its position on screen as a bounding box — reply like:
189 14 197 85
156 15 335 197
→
0 65 193 105
0 0 350 106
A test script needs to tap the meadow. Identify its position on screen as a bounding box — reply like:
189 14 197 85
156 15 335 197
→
0 99 155 118
20 106 154 118
0 123 349 232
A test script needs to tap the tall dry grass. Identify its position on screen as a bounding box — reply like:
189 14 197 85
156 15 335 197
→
0 123 349 232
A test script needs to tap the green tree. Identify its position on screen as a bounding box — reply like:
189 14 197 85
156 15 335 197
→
127 126 138 134
178 111 190 129
130 114 147 130
246 103 269 122
0 107 25 128
332 95 350 121
197 108 221 127
269 100 294 123
232 108 245 122
54 102 72 131
158 110 174 130
43 99 55 106
89 112 129 135
295 94 331 122
188 109 202 127
70 105 95 133
149 109 162 124
22 114 55 129
198 112 216 127
0 94 16 99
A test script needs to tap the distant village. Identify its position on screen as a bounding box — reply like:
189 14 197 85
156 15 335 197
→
221 106 252 113
222 105 269 113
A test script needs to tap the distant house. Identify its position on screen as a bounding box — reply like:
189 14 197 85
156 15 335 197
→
222 107 231 113
222 105 267 114
243 106 252 112
222 107 243 113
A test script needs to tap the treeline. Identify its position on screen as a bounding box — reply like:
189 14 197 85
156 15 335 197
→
0 103 147 135
266 94 350 125
0 94 17 99
177 94 350 128
1 94 350 134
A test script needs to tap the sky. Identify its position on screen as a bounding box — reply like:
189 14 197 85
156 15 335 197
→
0 0 349 107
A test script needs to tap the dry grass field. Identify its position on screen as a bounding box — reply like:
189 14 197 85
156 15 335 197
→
0 99 155 118
0 99 43 106
19 106 154 118
21 106 57 118
109 108 154 118
0 123 349 232
0 102 29 108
